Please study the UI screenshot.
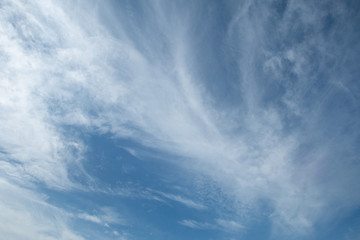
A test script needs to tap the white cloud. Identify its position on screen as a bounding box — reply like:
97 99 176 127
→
156 191 207 210
0 177 84 240
179 219 213 230
215 219 244 232
78 207 126 226
179 218 244 233
78 213 102 224
0 0 88 190
0 0 359 238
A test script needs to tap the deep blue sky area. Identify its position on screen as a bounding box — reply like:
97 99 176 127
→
1 0 360 239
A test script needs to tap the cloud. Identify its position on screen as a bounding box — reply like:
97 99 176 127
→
0 177 83 240
78 207 126 226
215 219 244 232
179 219 213 230
1 0 359 238
0 0 89 190
87 1 359 235
156 191 207 210
106 184 206 210
78 213 102 224
179 218 244 233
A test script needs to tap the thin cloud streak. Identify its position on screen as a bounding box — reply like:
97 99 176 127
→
179 218 244 233
156 191 207 210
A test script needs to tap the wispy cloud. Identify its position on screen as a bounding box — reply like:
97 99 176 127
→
215 219 244 232
179 219 213 230
179 218 244 233
78 213 102 224
78 207 126 226
106 184 206 211
1 0 359 238
0 178 83 240
156 191 207 210
0 0 89 190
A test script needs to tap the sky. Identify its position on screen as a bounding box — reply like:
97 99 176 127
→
0 0 360 239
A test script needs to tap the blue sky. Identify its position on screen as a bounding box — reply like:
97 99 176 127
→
1 0 360 239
